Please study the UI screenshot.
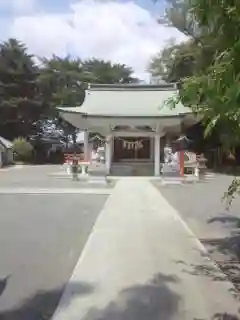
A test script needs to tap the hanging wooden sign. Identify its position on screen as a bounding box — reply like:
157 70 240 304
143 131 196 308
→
122 140 143 150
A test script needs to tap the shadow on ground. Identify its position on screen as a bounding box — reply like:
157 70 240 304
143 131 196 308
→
3 274 180 320
0 277 10 298
81 273 180 320
175 258 228 282
0 281 95 320
208 215 240 229
175 260 240 319
0 273 238 319
176 233 240 297
0 274 180 320
198 214 240 292
70 272 240 320
211 314 240 319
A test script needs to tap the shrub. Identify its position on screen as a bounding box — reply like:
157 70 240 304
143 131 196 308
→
13 137 33 162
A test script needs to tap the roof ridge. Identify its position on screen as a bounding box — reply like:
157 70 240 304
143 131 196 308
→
88 83 177 91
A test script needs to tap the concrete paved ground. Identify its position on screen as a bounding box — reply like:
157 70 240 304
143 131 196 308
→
0 193 108 319
0 165 115 189
156 174 240 254
53 179 240 320
155 174 240 295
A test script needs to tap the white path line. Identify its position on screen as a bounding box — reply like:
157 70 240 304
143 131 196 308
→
0 188 112 195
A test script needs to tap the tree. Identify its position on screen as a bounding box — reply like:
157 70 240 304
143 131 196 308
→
161 0 240 204
150 0 216 83
0 38 139 148
37 57 139 144
37 55 91 108
163 0 202 39
0 39 42 139
82 59 138 84
149 39 198 82
36 56 91 146
38 57 138 109
13 137 33 162
37 57 138 109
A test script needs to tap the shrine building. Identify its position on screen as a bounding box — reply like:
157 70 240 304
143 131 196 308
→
58 83 197 176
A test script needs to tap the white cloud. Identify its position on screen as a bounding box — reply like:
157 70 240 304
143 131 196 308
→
7 0 187 80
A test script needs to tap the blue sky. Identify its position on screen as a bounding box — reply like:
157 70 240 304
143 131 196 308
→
39 0 166 13
0 0 166 16
36 0 73 13
0 0 185 80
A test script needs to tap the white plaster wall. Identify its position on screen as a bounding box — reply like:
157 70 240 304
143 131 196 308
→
0 151 3 167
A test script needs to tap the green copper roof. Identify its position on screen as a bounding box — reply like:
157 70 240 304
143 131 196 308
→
58 83 191 118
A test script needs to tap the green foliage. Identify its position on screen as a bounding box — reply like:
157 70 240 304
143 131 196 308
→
163 0 200 39
82 59 138 84
12 137 33 162
0 39 138 140
149 39 198 82
37 55 88 108
185 0 240 201
177 1 240 140
37 56 137 109
0 39 43 138
154 0 240 202
36 56 138 143
150 0 215 83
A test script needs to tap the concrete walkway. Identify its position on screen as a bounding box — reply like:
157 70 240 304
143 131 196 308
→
52 179 240 320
